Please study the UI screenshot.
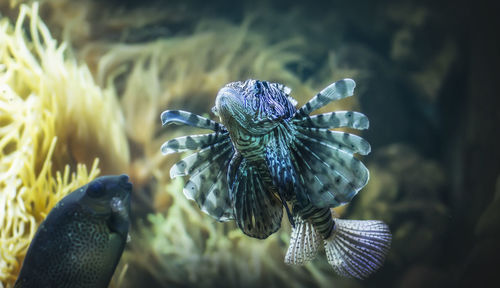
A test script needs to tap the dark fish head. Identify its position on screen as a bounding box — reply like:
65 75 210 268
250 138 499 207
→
79 174 132 218
214 79 296 135
15 174 132 287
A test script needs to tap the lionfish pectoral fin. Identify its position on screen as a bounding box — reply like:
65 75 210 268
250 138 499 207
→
170 138 231 178
170 137 235 221
231 159 283 239
324 219 391 279
161 132 229 155
292 111 370 130
227 151 242 189
290 136 369 208
295 79 356 117
285 216 322 265
161 110 225 132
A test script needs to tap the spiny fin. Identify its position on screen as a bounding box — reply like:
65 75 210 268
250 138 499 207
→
161 132 229 155
293 111 369 130
296 126 371 155
295 131 370 186
291 136 369 208
295 79 356 117
182 144 235 221
161 110 225 132
231 159 283 239
324 219 391 279
285 216 322 265
170 138 231 178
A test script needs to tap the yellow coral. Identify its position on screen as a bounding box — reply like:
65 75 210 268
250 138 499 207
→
2 2 129 174
0 3 129 286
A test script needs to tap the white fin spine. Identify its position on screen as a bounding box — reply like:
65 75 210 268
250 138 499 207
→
285 216 322 265
324 219 391 279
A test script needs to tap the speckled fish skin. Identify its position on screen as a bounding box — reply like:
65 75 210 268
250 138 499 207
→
161 79 392 279
14 175 132 288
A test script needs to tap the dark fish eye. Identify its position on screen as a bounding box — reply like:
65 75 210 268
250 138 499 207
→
87 181 104 198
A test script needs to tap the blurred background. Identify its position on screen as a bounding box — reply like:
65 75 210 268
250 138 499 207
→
0 0 498 287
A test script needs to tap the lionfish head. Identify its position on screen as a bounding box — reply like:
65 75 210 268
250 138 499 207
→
213 79 296 134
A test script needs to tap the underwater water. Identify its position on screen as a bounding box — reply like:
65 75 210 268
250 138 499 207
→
0 0 499 287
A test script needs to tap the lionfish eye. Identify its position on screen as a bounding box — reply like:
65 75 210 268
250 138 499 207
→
211 106 219 116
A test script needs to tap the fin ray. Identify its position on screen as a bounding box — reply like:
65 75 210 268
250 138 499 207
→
161 132 229 155
291 137 369 207
295 79 356 117
231 160 283 239
324 219 391 279
295 132 370 187
161 110 225 132
183 147 234 221
293 111 369 130
296 126 371 155
285 216 322 265
170 138 231 178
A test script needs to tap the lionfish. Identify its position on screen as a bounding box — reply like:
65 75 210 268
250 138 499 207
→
161 79 391 278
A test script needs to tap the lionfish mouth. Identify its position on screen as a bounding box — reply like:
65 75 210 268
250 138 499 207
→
215 87 238 112
215 87 249 128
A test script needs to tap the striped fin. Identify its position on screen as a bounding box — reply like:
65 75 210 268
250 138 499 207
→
295 79 356 117
231 159 283 239
161 132 229 155
324 219 391 279
161 110 226 132
183 146 234 221
170 138 231 178
296 126 371 155
285 216 322 265
297 135 369 192
293 111 369 130
295 131 370 186
292 142 359 207
291 136 369 208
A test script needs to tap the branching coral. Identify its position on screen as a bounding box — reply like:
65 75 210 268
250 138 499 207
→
1 2 129 174
0 3 129 286
2 0 196 50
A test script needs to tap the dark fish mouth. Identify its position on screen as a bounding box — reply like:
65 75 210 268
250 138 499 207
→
118 174 133 191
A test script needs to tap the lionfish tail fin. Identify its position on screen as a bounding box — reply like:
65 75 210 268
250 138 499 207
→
324 219 391 279
285 216 322 265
